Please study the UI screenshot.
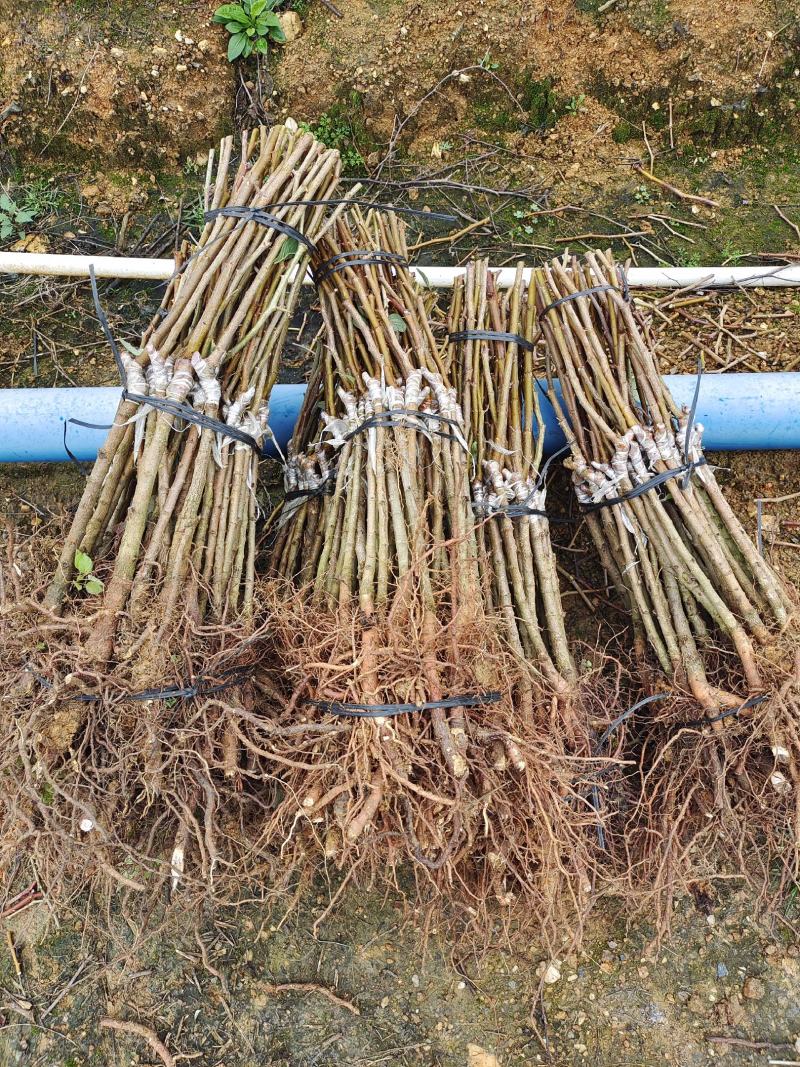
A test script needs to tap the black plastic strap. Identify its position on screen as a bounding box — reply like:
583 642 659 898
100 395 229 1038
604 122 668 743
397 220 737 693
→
28 664 251 705
594 693 671 753
204 205 316 253
122 390 261 452
682 692 769 730
263 197 456 222
587 691 671 850
473 501 575 523
89 265 127 384
540 283 620 317
580 457 708 513
62 419 101 473
313 249 409 286
448 330 535 351
307 690 501 719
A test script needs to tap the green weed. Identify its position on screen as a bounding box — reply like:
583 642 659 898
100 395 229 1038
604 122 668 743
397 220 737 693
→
302 98 366 172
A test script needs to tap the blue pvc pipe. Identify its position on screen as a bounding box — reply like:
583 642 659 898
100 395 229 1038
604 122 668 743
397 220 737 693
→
1 373 799 463
0 384 307 463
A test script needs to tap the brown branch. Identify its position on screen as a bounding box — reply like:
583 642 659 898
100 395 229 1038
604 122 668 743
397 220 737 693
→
100 1018 176 1067
407 216 491 251
632 163 720 209
773 204 800 243
706 1035 794 1052
262 982 360 1015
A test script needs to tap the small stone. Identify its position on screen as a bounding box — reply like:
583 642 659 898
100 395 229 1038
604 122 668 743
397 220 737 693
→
538 961 561 985
82 184 100 198
110 46 124 58
742 976 765 1000
716 963 729 978
278 10 303 42
411 974 420 987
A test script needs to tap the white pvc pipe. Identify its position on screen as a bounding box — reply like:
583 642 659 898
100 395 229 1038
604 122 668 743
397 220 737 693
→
2 251 800 289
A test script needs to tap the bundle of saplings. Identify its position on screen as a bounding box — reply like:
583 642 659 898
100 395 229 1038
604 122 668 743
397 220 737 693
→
446 261 620 754
536 249 798 925
259 213 609 943
0 124 342 901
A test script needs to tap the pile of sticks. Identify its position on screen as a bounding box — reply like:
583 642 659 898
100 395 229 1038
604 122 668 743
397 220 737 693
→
2 165 798 943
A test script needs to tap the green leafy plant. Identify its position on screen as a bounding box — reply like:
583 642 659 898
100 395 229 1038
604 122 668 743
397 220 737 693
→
0 191 35 241
565 93 586 115
301 103 365 172
72 550 104 596
508 206 544 242
632 184 653 204
212 0 286 62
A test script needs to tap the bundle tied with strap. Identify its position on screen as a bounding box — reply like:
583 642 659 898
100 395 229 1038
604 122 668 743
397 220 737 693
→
255 210 609 942
0 123 345 905
536 248 799 919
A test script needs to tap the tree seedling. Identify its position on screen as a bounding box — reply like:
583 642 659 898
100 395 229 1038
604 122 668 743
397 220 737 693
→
72 550 104 596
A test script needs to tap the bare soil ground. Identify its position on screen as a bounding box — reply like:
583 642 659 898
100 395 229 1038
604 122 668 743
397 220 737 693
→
1 1 800 1064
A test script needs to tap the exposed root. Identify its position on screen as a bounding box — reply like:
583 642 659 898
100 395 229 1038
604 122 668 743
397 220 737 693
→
255 578 613 949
